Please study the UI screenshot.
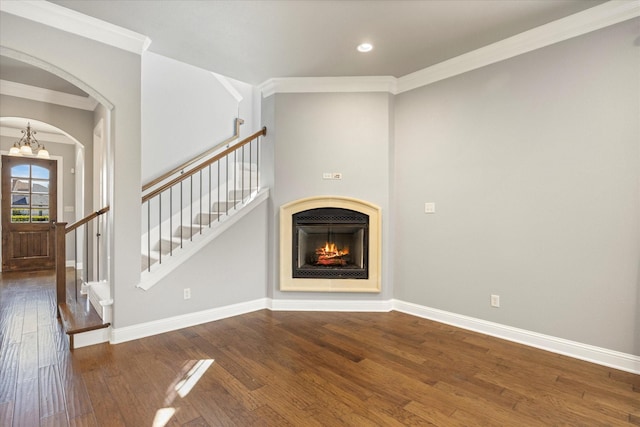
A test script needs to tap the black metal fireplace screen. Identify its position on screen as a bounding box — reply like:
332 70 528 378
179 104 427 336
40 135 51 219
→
292 208 369 279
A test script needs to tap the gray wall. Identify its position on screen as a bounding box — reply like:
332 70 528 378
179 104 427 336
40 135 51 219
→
267 92 394 301
394 18 639 354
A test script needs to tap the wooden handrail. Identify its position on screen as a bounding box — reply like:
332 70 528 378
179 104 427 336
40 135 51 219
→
66 206 110 233
142 126 266 203
142 118 245 192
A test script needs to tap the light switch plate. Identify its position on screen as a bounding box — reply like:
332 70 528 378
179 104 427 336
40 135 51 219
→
424 202 436 213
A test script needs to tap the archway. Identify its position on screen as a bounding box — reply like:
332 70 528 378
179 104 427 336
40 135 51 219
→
0 48 114 285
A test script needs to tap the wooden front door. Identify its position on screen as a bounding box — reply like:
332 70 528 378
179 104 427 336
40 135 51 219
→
1 156 57 271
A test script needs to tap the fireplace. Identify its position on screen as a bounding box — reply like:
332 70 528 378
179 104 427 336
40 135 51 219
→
280 196 381 292
292 208 368 279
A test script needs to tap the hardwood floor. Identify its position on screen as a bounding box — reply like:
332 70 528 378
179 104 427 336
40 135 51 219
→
0 270 638 426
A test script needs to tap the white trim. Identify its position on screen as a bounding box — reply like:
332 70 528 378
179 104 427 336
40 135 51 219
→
259 76 397 98
269 299 393 312
0 0 151 55
259 1 640 97
65 260 84 269
0 80 98 111
393 300 640 375
73 326 111 349
110 298 268 344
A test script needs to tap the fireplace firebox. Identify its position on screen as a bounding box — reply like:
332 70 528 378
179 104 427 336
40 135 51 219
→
292 208 368 279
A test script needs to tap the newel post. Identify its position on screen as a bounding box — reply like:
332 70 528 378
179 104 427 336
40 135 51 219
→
54 222 67 309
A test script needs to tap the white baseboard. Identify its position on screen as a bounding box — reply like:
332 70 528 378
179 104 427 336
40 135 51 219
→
393 299 640 375
110 298 269 344
269 298 393 312
66 260 83 269
103 296 638 374
73 327 111 349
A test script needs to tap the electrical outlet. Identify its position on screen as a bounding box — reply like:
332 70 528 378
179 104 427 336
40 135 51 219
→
332 172 342 180
184 288 191 300
490 294 500 307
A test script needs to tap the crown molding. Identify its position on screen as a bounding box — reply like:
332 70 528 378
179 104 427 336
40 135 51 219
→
0 0 151 55
260 1 639 97
259 76 398 98
397 0 640 93
0 79 99 111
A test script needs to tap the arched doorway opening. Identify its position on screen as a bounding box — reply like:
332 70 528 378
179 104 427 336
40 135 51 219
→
0 50 113 288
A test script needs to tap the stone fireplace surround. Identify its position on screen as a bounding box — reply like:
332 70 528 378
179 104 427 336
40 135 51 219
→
280 196 381 292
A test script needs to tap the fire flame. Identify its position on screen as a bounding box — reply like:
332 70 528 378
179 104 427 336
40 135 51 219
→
316 242 349 265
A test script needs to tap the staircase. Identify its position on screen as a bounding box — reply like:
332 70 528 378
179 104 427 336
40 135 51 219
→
53 123 267 349
141 161 260 274
138 126 266 292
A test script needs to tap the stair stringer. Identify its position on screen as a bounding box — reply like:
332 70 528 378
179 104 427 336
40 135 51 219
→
137 188 269 291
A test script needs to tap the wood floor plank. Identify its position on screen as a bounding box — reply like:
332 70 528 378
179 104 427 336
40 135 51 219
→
23 297 39 334
61 378 94 420
499 380 629 426
17 331 39 383
0 400 13 427
13 377 39 427
0 342 19 404
81 369 126 426
37 290 54 327
403 400 465 426
104 373 152 426
39 364 65 420
68 411 99 427
5 312 25 345
38 324 57 368
248 405 293 427
40 411 69 427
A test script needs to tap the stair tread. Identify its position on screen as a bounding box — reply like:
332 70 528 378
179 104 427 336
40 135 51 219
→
58 302 110 335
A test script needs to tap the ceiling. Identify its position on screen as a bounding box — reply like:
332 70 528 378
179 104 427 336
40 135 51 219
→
44 0 605 85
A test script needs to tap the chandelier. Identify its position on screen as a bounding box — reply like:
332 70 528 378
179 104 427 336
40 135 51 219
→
9 123 50 159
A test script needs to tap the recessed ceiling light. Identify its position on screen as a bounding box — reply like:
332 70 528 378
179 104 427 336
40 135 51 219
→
357 43 373 53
